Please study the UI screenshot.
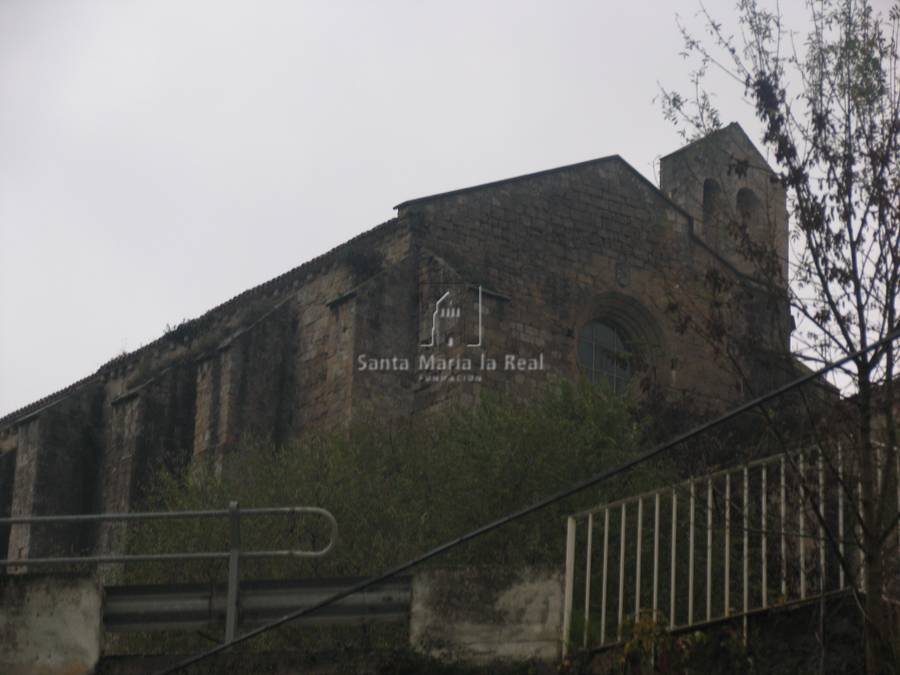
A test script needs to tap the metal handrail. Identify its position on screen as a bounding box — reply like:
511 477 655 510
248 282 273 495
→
0 502 339 644
0 505 338 566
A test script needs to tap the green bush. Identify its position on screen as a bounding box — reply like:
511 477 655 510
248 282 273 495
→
117 378 677 655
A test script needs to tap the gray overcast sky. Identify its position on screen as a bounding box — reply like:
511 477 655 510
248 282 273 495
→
0 0 886 416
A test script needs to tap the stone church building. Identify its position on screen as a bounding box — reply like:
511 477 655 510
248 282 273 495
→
0 123 792 562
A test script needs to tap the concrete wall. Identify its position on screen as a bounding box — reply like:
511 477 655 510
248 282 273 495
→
0 567 559 672
410 567 564 664
0 574 102 675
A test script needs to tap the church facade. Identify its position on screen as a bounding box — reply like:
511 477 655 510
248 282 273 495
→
0 123 792 562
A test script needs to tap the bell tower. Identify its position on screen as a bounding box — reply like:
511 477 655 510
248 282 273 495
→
659 123 788 287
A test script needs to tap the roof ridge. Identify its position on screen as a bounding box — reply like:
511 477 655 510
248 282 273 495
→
394 153 697 232
394 155 620 209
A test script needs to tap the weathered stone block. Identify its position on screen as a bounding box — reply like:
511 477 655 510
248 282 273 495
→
0 574 102 675
410 566 564 663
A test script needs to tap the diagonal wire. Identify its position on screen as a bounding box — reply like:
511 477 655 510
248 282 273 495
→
156 327 900 674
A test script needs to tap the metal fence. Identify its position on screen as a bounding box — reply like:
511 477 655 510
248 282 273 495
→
0 502 338 643
562 445 900 655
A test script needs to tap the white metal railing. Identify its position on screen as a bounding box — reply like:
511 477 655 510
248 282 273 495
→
562 445 900 655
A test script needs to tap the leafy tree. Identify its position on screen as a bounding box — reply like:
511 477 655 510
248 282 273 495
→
658 1 899 671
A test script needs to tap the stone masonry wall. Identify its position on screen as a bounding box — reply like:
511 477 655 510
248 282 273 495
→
7 390 102 562
0 217 413 561
399 156 773 412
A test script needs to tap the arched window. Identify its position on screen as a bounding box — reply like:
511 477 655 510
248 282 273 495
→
736 187 761 226
702 178 722 227
577 320 633 393
704 178 731 249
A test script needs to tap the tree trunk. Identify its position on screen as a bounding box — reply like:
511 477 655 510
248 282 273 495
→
863 546 893 674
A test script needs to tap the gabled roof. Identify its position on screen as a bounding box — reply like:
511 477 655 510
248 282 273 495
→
395 155 617 210
394 154 694 224
659 122 773 171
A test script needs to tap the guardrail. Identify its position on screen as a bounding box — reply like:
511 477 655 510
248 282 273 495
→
0 502 338 643
104 577 411 633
